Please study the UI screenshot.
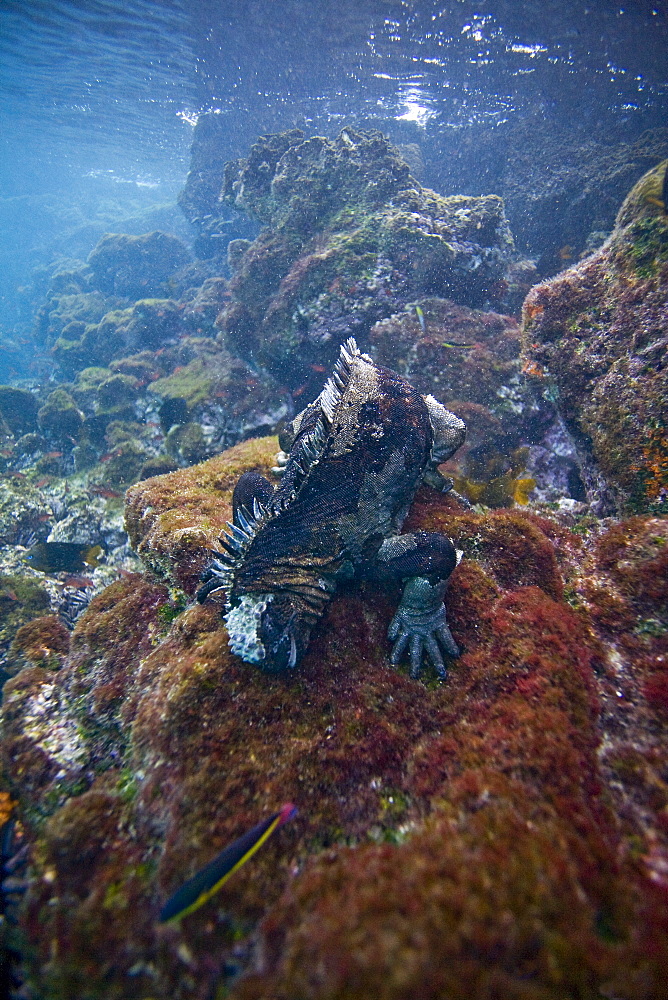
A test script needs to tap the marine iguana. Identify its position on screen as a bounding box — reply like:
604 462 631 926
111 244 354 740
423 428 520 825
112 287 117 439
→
198 337 466 678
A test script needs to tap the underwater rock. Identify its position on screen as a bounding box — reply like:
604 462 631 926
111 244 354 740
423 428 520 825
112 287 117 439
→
164 422 208 466
369 298 559 505
138 454 179 480
0 477 53 547
93 439 151 488
148 344 287 458
71 366 141 415
122 298 185 351
575 515 668 727
182 276 230 331
501 125 668 273
522 160 668 514
36 289 111 349
0 386 38 438
109 350 166 383
0 575 50 678
124 436 277 590
87 231 191 299
6 614 70 675
36 388 84 444
1 438 666 999
54 298 186 372
178 109 232 226
429 117 668 273
216 128 515 389
370 297 532 429
13 432 48 461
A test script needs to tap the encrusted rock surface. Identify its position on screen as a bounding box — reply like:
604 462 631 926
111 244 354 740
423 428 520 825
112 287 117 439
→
217 128 515 390
87 231 191 299
0 438 666 1000
521 160 668 514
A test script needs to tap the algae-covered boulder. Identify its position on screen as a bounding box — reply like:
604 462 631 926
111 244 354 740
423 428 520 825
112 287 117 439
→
0 386 38 437
1 438 667 999
217 128 515 389
148 345 287 454
54 299 186 372
6 614 70 675
0 574 51 676
39 290 110 345
87 231 191 298
521 160 668 514
369 298 562 505
37 388 84 443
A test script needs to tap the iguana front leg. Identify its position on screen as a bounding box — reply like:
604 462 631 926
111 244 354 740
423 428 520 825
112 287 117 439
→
388 576 459 678
369 532 461 679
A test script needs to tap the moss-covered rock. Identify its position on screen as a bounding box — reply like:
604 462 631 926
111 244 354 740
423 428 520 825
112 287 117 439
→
149 356 217 411
521 161 668 514
165 422 208 465
7 614 70 675
40 291 110 344
2 439 667 999
217 128 515 389
37 389 84 443
148 345 287 457
0 386 39 437
0 575 51 675
54 299 186 373
87 231 190 298
124 435 277 590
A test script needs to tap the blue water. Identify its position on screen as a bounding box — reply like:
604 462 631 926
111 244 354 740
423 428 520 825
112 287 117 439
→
0 0 666 377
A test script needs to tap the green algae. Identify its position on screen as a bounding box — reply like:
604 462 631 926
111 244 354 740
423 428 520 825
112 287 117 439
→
150 357 216 409
628 214 668 279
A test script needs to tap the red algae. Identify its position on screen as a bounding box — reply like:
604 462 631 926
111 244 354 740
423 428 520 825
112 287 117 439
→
1 437 667 999
236 802 618 1000
7 614 70 673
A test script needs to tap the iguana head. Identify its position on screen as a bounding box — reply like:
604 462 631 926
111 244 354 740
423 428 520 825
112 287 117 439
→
224 591 312 672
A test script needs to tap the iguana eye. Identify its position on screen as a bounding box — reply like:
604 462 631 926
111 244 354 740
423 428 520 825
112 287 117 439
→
257 606 303 673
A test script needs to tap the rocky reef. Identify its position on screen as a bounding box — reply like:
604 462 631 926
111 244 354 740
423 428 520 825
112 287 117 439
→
1 133 667 1000
368 296 562 505
428 116 668 277
522 160 668 515
217 128 515 390
0 437 666 999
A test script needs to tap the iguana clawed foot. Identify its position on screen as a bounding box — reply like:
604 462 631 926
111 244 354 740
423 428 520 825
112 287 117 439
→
388 576 459 679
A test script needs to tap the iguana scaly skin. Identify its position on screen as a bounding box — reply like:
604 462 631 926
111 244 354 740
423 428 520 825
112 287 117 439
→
198 338 466 677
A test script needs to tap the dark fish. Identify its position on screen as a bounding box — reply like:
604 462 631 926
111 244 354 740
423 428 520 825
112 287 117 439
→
24 542 103 573
159 803 297 924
